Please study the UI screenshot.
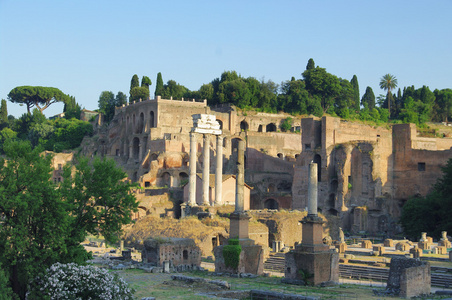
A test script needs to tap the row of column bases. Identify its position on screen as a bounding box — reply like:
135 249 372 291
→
187 132 245 211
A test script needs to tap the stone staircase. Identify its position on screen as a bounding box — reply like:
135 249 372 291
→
264 252 286 273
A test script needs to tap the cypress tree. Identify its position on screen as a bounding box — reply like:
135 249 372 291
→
351 75 360 111
306 58 315 70
155 72 164 97
0 99 7 126
361 87 375 110
130 74 139 99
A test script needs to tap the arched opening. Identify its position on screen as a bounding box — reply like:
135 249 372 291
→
277 153 284 159
266 123 276 132
231 138 241 152
162 172 171 187
132 137 140 159
313 154 321 182
240 120 249 132
328 193 335 208
183 250 188 260
331 179 338 193
132 114 136 131
179 172 189 186
217 120 223 130
137 112 144 133
258 125 263 132
328 208 338 216
150 111 155 128
264 198 279 210
267 183 276 193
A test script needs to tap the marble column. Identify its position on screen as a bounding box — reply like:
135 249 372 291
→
235 139 245 212
308 162 318 216
202 134 210 205
188 132 197 206
215 135 223 206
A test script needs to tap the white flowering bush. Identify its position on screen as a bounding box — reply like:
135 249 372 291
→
27 262 135 300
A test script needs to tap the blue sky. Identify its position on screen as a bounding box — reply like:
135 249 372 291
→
1 0 451 118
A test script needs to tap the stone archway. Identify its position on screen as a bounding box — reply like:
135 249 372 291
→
264 198 279 210
240 120 249 132
266 123 276 132
132 137 140 159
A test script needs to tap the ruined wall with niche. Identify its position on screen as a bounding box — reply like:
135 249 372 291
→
293 116 452 235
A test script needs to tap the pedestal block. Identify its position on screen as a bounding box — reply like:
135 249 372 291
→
229 212 251 240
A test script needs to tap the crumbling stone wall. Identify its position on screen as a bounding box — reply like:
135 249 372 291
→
142 238 201 267
386 257 430 298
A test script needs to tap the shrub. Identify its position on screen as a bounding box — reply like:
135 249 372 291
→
27 263 135 300
223 239 242 270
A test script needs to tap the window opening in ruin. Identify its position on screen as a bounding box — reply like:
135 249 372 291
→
217 120 223 130
137 112 144 133
132 137 140 159
150 111 155 128
240 120 249 131
258 125 263 132
418 162 426 171
313 154 321 181
116 149 120 156
266 123 276 132
305 144 311 150
58 164 62 170
145 181 150 187
328 193 335 208
277 153 283 159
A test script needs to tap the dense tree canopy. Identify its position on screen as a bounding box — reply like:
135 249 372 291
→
8 86 70 114
155 72 164 97
379 74 398 117
0 140 138 298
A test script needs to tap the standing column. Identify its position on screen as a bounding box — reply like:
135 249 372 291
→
188 132 197 206
202 134 210 205
307 162 318 216
215 135 223 206
235 139 245 212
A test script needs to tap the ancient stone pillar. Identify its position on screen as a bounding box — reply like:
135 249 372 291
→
215 135 223 206
188 132 197 206
202 134 210 205
235 139 245 212
308 162 318 216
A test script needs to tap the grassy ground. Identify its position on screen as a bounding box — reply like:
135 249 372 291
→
112 268 451 300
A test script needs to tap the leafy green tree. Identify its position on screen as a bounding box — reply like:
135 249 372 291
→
258 79 278 113
115 91 128 107
130 86 150 103
46 118 93 151
161 80 189 100
306 58 315 70
130 74 140 100
60 156 139 246
98 91 115 122
361 86 376 110
0 140 138 298
350 75 360 111
0 140 69 298
434 89 452 122
379 74 398 118
278 78 309 115
0 128 17 154
198 83 214 101
155 72 164 97
141 76 152 90
8 86 70 114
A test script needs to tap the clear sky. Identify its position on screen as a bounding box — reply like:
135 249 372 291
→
1 0 451 118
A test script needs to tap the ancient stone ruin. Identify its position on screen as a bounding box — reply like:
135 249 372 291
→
142 237 201 271
384 256 431 298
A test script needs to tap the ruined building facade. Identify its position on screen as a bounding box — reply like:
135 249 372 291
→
80 97 452 236
292 117 452 235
